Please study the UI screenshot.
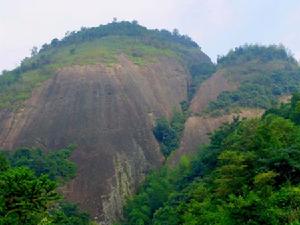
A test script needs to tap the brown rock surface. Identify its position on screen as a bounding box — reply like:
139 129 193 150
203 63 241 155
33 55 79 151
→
0 55 191 224
169 109 264 165
169 68 263 165
190 70 237 113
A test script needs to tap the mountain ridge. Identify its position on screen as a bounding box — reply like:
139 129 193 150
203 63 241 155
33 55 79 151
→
1 22 300 224
0 23 212 223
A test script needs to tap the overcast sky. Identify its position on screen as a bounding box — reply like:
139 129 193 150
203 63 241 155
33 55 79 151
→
1 0 300 71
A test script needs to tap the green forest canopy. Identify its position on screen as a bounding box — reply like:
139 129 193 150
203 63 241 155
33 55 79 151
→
217 44 296 66
0 145 94 225
206 44 300 115
121 93 300 225
153 107 189 158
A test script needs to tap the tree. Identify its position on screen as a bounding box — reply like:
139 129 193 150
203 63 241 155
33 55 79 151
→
172 28 179 36
50 202 91 225
50 38 59 47
65 31 71 37
0 147 94 225
70 48 76 55
9 146 77 183
0 153 9 172
132 20 139 25
153 117 178 157
1 70 8 76
122 96 300 225
31 46 38 56
0 167 59 225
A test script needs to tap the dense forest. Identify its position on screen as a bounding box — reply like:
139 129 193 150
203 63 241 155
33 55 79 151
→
0 146 94 225
206 45 300 115
121 93 300 225
217 44 296 66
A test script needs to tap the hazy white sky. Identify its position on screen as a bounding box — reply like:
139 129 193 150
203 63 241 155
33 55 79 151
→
1 0 300 71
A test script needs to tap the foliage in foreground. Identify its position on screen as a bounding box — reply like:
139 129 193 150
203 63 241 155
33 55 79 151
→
0 146 93 225
122 93 300 225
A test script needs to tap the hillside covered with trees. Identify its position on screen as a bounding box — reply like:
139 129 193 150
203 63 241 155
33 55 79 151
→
121 93 300 225
0 145 95 225
205 44 300 115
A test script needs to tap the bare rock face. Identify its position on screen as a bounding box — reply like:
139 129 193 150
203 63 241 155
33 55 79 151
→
190 70 237 114
169 109 264 165
169 70 262 165
0 56 190 224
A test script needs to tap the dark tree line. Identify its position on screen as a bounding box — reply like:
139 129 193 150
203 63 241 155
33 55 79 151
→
217 44 296 66
121 93 300 225
40 21 198 53
0 146 93 225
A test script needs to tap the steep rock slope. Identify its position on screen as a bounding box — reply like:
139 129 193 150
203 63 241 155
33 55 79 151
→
0 22 212 224
0 57 187 222
169 70 262 164
190 70 237 113
170 45 300 164
122 94 300 225
169 109 263 165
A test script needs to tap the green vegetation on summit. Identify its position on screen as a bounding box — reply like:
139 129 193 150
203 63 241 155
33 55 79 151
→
121 93 300 225
2 21 300 225
206 44 300 115
0 21 211 111
0 21 214 224
217 44 296 66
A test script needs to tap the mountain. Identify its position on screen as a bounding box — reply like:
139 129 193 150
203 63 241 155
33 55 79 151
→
169 44 300 165
121 47 300 225
0 21 212 224
1 22 300 225
122 94 300 225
